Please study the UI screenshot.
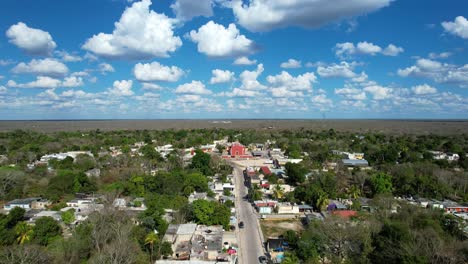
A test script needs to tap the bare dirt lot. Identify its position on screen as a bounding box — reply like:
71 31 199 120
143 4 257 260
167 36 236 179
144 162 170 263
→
261 219 305 238
0 119 467 135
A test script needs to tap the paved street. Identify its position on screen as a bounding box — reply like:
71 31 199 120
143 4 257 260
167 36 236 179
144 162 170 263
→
232 163 265 264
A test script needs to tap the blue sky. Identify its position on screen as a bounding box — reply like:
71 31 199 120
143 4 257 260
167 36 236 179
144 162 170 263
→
0 0 467 120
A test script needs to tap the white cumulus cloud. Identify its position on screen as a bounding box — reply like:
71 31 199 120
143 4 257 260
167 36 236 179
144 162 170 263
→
175 81 212 95
99 63 115 74
233 56 257 65
108 80 134 96
6 22 57 55
280 59 302 69
335 87 367 100
231 0 392 32
363 85 392 100
82 0 182 59
267 71 316 91
412 84 437 95
189 21 255 57
335 41 403 58
442 16 468 39
210 69 235 84
7 75 82 89
381 44 404 56
11 59 69 77
238 64 266 90
317 62 357 78
133 62 184 82
55 51 82 62
171 0 213 21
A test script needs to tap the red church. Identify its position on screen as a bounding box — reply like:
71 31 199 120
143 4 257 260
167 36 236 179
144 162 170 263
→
229 142 252 158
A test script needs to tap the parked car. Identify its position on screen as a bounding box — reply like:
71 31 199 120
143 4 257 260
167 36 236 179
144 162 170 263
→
259 256 268 263
239 221 244 228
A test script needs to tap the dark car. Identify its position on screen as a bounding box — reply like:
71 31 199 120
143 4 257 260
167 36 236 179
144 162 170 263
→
259 256 268 263
239 221 244 228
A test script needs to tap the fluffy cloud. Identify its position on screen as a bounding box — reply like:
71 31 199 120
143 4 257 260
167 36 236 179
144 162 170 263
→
397 59 468 87
267 71 316 91
231 0 392 32
233 56 257 65
363 85 392 100
141 83 162 90
317 62 357 78
0 86 7 94
210 69 235 84
280 59 301 69
133 62 184 82
270 87 304 98
55 51 82 62
171 0 213 21
108 80 134 96
175 81 212 95
11 59 69 77
61 76 84 87
7 76 83 89
99 63 115 74
335 87 367 100
411 84 437 95
428 52 452 59
6 22 57 55
238 64 266 90
442 16 468 39
225 88 261 97
61 89 94 99
381 44 405 56
335 42 403 58
311 94 333 110
82 0 182 59
188 21 255 57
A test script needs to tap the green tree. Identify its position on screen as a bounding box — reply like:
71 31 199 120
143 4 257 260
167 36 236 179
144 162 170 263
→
272 184 284 200
370 172 393 196
160 241 173 259
190 149 212 176
73 172 97 193
15 221 33 245
141 144 161 160
191 200 230 229
61 209 76 225
285 162 307 185
33 216 61 246
145 232 159 263
7 207 25 228
282 252 300 264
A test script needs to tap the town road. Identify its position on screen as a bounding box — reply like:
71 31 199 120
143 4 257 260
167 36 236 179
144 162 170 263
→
232 162 265 264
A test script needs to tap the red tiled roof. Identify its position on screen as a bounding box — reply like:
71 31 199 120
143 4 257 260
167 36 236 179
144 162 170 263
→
332 210 357 218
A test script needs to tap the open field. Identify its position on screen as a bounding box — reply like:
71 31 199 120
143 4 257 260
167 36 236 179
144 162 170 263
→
0 119 467 134
261 219 305 238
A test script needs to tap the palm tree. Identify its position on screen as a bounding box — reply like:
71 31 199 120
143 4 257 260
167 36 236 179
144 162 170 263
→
315 193 329 212
15 221 33 245
348 185 361 199
272 184 284 200
145 232 159 263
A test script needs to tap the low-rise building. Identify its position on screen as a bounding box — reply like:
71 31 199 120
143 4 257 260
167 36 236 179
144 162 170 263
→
276 203 300 214
4 197 42 210
162 224 236 263
341 159 369 167
30 210 62 223
31 199 51 210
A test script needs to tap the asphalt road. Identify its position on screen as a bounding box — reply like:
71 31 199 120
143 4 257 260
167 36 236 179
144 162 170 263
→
233 165 266 264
